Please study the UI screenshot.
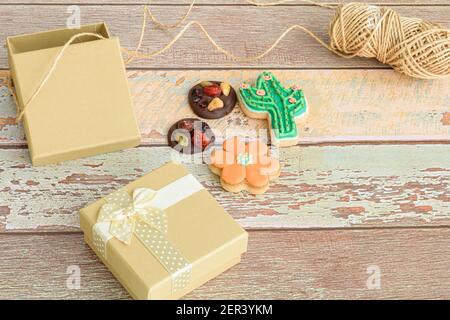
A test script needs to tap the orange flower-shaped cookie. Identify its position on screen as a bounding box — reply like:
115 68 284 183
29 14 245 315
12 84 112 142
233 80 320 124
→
209 137 281 194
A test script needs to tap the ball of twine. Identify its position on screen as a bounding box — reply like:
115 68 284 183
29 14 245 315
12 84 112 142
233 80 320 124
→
328 3 450 79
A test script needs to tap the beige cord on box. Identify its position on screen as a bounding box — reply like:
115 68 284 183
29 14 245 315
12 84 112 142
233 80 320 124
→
13 33 105 122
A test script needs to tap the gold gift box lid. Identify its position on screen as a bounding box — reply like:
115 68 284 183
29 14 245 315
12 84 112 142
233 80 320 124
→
80 162 248 299
7 23 141 165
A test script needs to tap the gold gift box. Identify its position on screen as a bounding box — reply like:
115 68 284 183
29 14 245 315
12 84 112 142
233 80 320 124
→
80 162 248 299
7 23 141 165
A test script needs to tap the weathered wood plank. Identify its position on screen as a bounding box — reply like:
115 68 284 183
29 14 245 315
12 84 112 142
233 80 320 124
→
1 1 448 5
0 144 448 232
1 70 449 145
0 5 449 69
1 228 450 299
0 0 449 7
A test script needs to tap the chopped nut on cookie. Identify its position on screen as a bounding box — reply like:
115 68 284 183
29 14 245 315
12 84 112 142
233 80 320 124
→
168 118 215 154
174 133 190 147
220 82 231 96
207 97 224 111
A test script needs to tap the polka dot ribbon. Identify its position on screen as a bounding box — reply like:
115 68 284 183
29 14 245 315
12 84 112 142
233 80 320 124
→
92 174 204 294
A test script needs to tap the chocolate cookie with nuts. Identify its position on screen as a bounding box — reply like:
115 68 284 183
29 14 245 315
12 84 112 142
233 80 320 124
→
188 81 237 119
167 118 215 154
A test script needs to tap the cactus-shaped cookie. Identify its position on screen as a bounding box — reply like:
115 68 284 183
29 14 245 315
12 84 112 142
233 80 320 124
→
238 71 307 146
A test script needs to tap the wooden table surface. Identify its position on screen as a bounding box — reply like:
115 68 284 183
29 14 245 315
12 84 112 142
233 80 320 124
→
0 0 449 300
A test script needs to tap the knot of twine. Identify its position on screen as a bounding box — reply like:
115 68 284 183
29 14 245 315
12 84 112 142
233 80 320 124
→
328 3 450 79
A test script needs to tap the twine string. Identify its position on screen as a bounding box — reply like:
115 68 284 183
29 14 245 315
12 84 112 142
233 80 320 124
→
245 0 335 8
10 0 450 122
141 0 335 32
144 0 197 30
124 0 338 64
123 20 348 63
15 32 105 121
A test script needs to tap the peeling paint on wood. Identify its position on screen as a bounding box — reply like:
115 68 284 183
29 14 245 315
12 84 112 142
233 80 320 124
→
2 1 447 4
0 86 23 143
0 206 10 232
1 70 449 146
0 144 448 232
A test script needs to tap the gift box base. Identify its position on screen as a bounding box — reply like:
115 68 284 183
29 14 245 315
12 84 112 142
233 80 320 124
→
84 234 242 300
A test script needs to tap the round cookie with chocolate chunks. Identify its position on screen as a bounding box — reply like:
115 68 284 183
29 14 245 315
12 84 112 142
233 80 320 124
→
167 118 215 154
188 81 237 119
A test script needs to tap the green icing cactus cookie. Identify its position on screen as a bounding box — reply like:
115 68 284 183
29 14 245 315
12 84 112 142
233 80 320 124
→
238 71 307 146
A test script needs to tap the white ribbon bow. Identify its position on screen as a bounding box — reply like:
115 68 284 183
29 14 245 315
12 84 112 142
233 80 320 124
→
97 188 167 245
